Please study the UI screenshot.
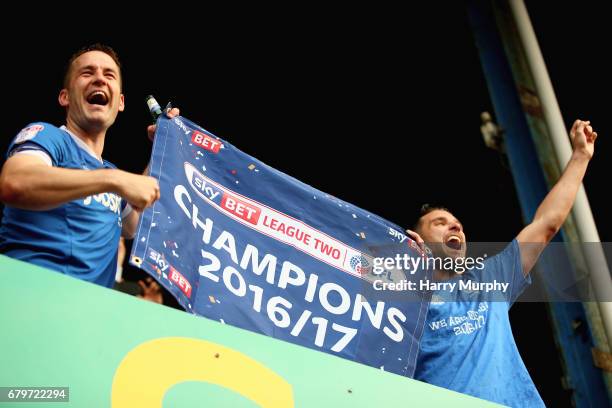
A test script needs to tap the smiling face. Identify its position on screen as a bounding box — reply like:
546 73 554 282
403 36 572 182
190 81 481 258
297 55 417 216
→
58 50 124 134
416 209 467 259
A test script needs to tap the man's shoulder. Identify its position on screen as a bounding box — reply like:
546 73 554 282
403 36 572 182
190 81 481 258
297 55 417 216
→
12 122 67 146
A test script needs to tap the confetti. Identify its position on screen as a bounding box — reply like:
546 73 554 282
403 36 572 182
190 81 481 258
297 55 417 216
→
351 214 357 219
248 164 256 171
209 295 216 303
359 232 366 239
172 250 179 258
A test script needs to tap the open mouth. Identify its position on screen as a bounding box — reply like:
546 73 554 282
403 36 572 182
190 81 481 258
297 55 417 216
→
445 235 462 250
86 90 109 106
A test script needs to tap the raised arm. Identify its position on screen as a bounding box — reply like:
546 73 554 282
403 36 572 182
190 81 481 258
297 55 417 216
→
516 119 597 275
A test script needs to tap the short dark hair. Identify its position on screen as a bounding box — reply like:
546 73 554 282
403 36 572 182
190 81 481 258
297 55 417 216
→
63 43 122 89
413 203 450 232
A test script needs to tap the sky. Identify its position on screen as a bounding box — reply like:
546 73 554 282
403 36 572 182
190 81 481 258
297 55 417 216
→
1 2 609 406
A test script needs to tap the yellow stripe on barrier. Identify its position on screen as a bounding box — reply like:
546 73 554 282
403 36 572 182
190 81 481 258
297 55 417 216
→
111 337 294 408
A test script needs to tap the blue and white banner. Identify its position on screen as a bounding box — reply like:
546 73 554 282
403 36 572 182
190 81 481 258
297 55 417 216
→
131 115 431 377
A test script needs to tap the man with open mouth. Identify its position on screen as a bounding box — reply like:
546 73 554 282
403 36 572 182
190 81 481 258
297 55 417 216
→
407 119 599 407
0 44 177 288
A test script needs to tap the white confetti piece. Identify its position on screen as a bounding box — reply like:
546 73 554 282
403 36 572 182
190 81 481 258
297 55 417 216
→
248 164 256 170
140 237 146 242
352 214 357 219
172 250 179 258
151 223 157 227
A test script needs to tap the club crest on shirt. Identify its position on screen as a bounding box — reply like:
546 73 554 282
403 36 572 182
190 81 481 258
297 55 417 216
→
14 125 44 144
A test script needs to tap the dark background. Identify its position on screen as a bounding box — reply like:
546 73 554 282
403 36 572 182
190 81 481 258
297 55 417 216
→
2 2 609 406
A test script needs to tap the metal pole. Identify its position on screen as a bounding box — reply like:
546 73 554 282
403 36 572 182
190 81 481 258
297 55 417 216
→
508 0 612 349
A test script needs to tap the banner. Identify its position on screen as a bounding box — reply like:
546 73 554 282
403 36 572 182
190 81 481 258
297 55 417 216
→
131 115 431 377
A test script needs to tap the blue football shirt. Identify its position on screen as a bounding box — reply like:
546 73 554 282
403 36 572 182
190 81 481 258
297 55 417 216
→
415 240 545 407
0 122 130 288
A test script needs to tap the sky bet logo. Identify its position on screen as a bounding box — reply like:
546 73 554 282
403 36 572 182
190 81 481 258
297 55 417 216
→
185 162 262 225
191 171 223 205
169 266 192 298
148 248 169 272
191 131 221 154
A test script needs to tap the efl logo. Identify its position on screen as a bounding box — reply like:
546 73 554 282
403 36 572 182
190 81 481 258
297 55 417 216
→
349 255 371 275
14 124 44 144
169 266 192 298
221 193 261 225
191 131 221 154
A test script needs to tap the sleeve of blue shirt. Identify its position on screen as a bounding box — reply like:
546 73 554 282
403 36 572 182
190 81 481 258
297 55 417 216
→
7 123 67 166
484 239 532 307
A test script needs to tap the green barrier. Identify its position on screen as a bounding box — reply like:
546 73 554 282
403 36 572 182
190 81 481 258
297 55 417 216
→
0 256 502 407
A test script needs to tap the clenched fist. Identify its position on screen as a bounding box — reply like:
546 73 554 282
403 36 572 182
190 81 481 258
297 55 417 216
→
112 170 160 211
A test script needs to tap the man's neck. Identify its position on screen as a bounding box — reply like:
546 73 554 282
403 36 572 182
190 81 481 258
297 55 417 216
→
65 120 106 159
